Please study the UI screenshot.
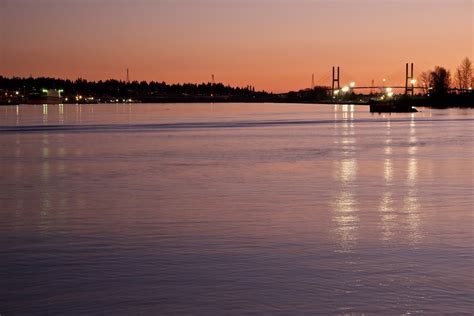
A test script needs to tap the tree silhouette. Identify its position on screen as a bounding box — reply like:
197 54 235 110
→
430 66 451 96
455 57 472 91
418 71 431 95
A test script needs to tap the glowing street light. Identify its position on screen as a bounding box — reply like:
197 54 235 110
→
387 92 394 98
334 89 340 95
341 86 350 93
349 82 356 88
386 87 393 93
410 79 417 85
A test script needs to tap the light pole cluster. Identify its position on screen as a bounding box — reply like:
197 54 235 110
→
333 81 355 98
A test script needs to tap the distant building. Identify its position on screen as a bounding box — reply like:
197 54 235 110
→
27 89 63 104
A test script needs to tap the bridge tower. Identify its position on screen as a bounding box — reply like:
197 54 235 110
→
332 66 340 96
405 63 414 95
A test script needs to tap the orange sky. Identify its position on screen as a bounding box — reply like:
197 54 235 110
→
1 0 473 92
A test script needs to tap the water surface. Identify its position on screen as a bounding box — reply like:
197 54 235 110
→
1 103 473 314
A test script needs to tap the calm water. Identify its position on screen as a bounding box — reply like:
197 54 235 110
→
1 103 473 314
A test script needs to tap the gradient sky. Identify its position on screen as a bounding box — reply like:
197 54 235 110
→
1 0 473 92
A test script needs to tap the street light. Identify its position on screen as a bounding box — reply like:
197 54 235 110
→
349 82 355 88
341 86 350 93
410 79 417 85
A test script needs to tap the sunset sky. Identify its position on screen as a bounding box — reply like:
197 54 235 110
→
1 0 473 92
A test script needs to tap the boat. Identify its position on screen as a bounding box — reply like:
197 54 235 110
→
369 99 417 113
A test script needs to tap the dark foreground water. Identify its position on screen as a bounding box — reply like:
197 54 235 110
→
0 103 473 314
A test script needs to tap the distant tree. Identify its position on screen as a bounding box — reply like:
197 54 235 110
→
430 66 451 96
455 57 472 91
418 71 432 95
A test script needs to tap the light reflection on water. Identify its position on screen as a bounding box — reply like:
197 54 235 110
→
58 104 64 124
333 104 359 253
0 103 473 314
405 114 421 245
380 119 396 242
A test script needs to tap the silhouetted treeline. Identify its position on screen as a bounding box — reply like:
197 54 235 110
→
0 76 268 100
2 74 471 107
0 75 336 104
284 87 330 102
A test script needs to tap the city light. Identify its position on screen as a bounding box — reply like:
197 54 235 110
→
350 82 355 88
334 90 340 95
387 92 394 98
410 79 417 85
386 87 393 93
341 86 350 92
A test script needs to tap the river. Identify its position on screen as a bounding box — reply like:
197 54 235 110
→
1 103 473 314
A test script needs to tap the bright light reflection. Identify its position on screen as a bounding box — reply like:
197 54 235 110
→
332 114 359 252
333 190 359 252
380 192 396 241
405 113 421 245
59 104 64 124
340 158 357 183
408 157 417 184
42 104 48 124
384 159 393 183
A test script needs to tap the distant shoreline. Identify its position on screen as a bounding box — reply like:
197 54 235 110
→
2 75 473 109
2 100 473 109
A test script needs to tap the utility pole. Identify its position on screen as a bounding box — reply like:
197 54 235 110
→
311 73 315 90
126 68 130 83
